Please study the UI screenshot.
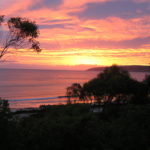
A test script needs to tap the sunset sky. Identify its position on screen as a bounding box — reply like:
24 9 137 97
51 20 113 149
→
0 0 150 70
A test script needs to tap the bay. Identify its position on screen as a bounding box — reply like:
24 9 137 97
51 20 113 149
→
0 68 149 108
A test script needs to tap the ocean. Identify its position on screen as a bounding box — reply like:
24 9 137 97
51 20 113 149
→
0 68 149 109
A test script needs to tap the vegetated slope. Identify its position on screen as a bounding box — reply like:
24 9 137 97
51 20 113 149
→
87 65 150 72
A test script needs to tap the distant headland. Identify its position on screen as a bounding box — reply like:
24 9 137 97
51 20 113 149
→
87 65 150 72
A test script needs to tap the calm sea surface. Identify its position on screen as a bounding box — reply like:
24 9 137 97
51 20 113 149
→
0 69 149 109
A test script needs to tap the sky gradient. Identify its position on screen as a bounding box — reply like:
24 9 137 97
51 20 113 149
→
0 0 150 70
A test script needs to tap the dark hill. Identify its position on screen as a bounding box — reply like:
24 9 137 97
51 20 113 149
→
87 65 150 72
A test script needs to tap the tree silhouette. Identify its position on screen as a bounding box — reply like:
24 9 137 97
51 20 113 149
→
0 15 42 115
66 83 94 104
0 15 41 59
66 83 83 104
143 75 150 95
0 98 11 122
83 65 147 104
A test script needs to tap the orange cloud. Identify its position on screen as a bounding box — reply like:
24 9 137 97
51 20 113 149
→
80 16 150 41
4 47 149 67
0 0 150 69
37 15 150 52
0 0 35 15
3 0 150 43
62 0 114 8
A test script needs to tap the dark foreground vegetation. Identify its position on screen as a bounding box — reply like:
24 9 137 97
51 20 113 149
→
0 103 150 150
67 65 150 105
0 65 150 150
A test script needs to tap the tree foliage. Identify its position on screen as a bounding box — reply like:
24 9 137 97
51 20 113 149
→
83 65 149 104
66 83 83 104
1 104 150 150
0 98 10 118
143 75 150 94
0 15 41 59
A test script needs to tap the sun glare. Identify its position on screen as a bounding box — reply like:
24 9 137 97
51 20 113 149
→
72 56 101 65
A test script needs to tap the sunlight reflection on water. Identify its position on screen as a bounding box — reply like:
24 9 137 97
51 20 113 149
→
0 69 149 108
